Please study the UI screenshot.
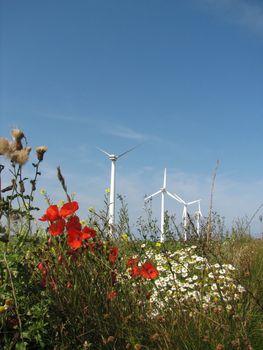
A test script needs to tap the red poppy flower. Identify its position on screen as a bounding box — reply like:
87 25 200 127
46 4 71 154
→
66 215 82 232
37 262 44 271
48 218 65 236
39 205 60 222
82 226 96 240
140 262 159 280
127 257 138 267
106 290 117 301
129 265 141 278
109 247 118 264
68 229 82 249
60 201 79 218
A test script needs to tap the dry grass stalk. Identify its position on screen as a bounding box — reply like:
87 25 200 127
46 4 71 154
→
207 160 219 243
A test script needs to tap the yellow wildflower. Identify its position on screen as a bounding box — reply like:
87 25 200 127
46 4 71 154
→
121 234 129 242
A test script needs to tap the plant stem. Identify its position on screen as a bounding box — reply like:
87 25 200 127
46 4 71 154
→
3 252 23 342
207 160 219 244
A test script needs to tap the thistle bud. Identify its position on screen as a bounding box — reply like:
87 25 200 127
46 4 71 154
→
11 128 24 142
9 147 31 166
30 180 36 191
36 146 48 161
19 180 25 193
2 184 14 193
0 138 10 155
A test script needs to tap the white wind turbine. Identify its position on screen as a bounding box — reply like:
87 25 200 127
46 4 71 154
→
144 168 183 242
173 193 200 240
97 146 137 235
194 200 203 236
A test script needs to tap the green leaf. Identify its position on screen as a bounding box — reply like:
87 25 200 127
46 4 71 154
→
15 341 28 350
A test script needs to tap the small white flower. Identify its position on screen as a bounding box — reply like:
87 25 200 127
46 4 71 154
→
211 283 218 291
196 256 206 262
237 285 246 293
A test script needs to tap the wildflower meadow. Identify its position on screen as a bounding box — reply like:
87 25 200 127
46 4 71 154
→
0 129 263 349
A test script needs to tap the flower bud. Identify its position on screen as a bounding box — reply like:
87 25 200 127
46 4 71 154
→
36 146 48 161
9 147 31 165
0 138 10 155
11 128 24 142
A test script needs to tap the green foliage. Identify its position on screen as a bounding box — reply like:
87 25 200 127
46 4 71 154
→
0 235 53 349
1 129 263 349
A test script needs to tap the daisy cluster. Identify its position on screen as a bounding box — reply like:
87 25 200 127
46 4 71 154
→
141 245 246 312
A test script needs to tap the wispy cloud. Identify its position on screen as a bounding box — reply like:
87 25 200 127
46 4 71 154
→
237 1 263 33
39 112 95 124
103 124 178 149
105 125 150 141
199 0 263 34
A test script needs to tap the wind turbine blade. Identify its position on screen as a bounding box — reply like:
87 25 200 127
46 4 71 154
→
172 192 185 204
198 201 203 217
144 190 162 202
96 147 111 157
163 168 167 188
166 191 185 204
117 145 139 159
187 200 200 205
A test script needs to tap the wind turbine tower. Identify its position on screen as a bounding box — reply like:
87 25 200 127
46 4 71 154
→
97 146 137 235
144 168 183 242
194 200 203 236
173 193 200 240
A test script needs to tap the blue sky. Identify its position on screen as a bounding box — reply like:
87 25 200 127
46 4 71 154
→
1 0 263 235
